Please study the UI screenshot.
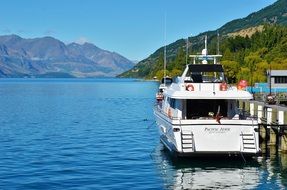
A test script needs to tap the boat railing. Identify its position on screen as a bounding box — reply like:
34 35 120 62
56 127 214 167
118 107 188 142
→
181 82 234 92
155 104 257 121
237 108 258 120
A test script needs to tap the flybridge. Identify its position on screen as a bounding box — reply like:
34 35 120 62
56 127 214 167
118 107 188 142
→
181 62 225 84
181 36 225 83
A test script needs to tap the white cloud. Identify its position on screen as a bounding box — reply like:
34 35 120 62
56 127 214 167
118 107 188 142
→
75 36 89 45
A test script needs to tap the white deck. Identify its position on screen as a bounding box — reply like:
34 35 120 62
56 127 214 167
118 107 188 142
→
164 83 252 100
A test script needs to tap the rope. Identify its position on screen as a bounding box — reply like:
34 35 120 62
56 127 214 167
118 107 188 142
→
240 151 246 163
147 121 156 129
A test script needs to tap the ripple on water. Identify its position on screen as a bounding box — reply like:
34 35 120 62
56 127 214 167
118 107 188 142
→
0 79 286 190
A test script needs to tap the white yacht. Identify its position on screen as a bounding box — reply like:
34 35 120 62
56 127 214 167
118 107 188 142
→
156 77 172 101
154 47 260 157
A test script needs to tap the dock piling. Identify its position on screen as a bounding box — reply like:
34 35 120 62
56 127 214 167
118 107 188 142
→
281 134 287 153
246 101 287 153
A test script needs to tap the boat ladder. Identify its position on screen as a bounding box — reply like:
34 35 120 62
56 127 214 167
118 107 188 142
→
181 130 194 153
241 132 256 152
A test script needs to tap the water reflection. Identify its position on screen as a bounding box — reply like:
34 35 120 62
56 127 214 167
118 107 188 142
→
258 144 287 188
280 153 287 186
152 143 287 189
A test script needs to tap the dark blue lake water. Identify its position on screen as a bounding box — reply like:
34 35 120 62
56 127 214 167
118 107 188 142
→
0 78 286 189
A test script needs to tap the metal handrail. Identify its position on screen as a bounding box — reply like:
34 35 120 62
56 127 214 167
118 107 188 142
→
155 104 259 121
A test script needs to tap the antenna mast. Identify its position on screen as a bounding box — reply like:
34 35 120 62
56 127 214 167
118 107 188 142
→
164 14 167 86
217 31 220 55
185 37 188 65
204 35 207 56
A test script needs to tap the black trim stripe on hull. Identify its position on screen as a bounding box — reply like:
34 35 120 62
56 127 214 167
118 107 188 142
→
176 152 259 158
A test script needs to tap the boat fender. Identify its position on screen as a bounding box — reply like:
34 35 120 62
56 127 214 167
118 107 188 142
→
168 108 172 118
186 84 194 91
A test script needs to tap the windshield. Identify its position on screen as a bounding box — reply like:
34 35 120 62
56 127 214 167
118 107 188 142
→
184 64 225 83
186 71 224 83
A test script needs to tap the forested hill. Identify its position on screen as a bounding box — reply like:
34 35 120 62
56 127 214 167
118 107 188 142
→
119 0 287 83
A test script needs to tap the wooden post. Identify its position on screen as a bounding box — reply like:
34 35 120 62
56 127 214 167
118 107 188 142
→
267 108 272 124
250 103 254 116
258 105 263 124
269 127 277 146
279 111 287 153
265 108 272 143
259 124 267 141
281 134 287 153
258 105 267 141
278 111 284 125
269 107 278 146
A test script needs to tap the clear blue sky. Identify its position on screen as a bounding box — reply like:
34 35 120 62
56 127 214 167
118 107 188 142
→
0 0 276 61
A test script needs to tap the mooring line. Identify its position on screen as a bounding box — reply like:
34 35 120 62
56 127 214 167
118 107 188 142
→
147 121 156 129
240 151 246 163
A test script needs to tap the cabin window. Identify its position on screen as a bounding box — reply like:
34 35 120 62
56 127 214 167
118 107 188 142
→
186 99 228 119
186 71 224 83
185 64 225 83
274 76 287 84
168 98 176 109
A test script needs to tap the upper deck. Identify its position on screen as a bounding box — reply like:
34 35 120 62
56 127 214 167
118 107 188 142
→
163 55 252 100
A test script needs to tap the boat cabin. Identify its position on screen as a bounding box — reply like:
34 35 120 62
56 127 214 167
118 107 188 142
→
161 61 251 121
163 97 240 120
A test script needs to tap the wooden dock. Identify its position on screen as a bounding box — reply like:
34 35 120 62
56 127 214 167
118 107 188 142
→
240 100 287 153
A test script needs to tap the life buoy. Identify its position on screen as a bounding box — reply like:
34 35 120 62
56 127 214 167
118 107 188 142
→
237 80 247 90
186 84 194 91
220 82 227 91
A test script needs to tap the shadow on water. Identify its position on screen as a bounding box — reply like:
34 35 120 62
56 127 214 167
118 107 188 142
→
151 143 287 189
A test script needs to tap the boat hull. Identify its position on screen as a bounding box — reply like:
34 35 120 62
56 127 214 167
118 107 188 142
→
160 137 259 158
154 108 260 157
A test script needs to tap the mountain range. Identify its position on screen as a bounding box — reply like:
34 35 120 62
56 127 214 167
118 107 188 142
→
0 35 134 77
120 0 287 78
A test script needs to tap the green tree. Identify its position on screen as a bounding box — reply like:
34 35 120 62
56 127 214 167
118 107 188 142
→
170 69 182 77
236 67 251 84
221 60 239 83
